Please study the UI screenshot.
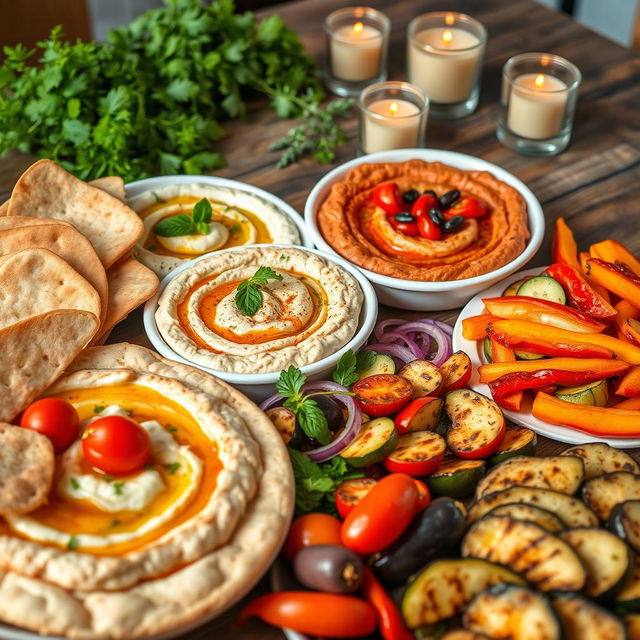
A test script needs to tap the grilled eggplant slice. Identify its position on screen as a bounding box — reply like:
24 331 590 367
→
487 503 564 532
583 472 640 521
615 556 640 614
562 443 639 480
488 426 537 465
463 583 561 640
610 500 640 554
559 527 632 598
401 558 525 628
552 592 626 640
467 486 599 527
475 455 584 499
462 515 586 591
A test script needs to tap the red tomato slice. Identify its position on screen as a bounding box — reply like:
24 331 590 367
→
82 416 152 475
352 374 413 417
383 431 446 476
20 397 80 453
283 513 342 559
372 182 402 215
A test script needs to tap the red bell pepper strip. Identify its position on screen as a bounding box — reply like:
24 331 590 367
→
552 217 581 271
238 592 378 637
482 296 606 333
546 263 617 319
489 337 523 411
616 366 640 398
362 568 414 640
590 239 640 278
532 393 640 437
479 357 630 384
587 259 640 310
461 314 500 340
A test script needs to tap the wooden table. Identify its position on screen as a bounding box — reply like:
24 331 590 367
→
1 0 639 637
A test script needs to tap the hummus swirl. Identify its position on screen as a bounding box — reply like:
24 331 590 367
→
155 246 363 373
317 159 530 281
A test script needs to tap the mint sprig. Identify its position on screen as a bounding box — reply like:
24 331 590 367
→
331 349 379 387
153 198 212 237
234 266 283 316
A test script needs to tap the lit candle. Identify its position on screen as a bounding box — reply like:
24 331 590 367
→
507 72 568 139
363 99 422 154
330 20 383 82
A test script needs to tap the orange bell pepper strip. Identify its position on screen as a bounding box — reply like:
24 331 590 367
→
488 337 523 411
532 392 640 437
579 250 612 304
615 300 640 344
483 319 640 364
614 397 640 410
362 568 414 640
482 296 607 333
461 314 499 340
587 259 640 309
552 217 581 270
590 239 640 278
478 358 630 384
546 263 617 319
616 366 640 398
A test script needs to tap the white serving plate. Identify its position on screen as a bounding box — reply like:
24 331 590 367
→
144 244 379 402
453 266 640 448
304 149 545 311
125 173 315 250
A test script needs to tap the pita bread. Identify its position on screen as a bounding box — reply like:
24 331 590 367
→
7 160 143 268
0 224 108 327
0 215 73 231
0 201 8 216
89 176 126 202
0 248 101 330
93 258 158 345
0 310 98 421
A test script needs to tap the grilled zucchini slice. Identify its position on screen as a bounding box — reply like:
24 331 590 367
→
475 455 584 499
552 592 626 640
562 443 639 480
401 558 525 628
559 527 632 598
463 583 561 640
583 472 640 521
427 458 486 498
610 500 640 554
488 426 537 465
467 486 599 527
615 556 640 614
462 515 586 592
487 503 564 532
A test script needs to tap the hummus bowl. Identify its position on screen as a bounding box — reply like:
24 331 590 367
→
305 149 544 311
143 245 378 401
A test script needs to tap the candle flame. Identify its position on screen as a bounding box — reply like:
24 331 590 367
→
353 21 364 35
445 13 455 26
535 73 545 88
389 102 399 116
442 30 454 44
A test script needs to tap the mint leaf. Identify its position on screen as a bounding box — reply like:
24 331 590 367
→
192 198 212 224
234 267 283 315
296 400 330 445
332 349 358 387
154 214 196 237
196 221 209 235
276 365 306 400
250 266 283 286
356 350 378 373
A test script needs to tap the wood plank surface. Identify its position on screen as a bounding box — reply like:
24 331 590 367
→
0 0 639 638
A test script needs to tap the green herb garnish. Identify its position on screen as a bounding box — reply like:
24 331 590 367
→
67 535 79 550
93 405 105 414
109 519 121 528
235 266 283 316
70 477 80 491
102 474 115 483
331 349 379 387
167 425 178 432
229 224 241 234
154 198 212 237
164 462 181 475
113 482 125 495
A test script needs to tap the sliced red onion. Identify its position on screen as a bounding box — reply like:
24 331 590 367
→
373 318 406 341
365 342 416 363
434 320 454 335
259 393 283 412
377 331 424 360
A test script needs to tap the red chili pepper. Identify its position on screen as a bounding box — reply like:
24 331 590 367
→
390 219 420 237
489 337 523 412
444 196 490 219
238 592 378 638
410 193 439 218
372 183 403 215
417 215 442 240
546 263 617 319
362 568 414 640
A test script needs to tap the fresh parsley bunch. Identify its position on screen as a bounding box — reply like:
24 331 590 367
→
0 0 352 180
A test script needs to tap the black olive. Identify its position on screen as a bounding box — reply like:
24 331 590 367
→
394 212 416 223
439 189 460 208
423 189 437 198
402 189 420 204
429 208 444 226
443 215 464 233
313 395 343 430
294 545 364 593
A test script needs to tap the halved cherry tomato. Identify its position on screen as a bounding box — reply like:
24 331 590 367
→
352 374 413 417
439 351 473 391
283 513 342 559
389 218 420 236
238 592 378 637
341 473 419 554
413 478 431 511
444 196 489 219
21 397 80 453
411 193 439 218
82 416 151 475
372 183 402 215
335 478 377 519
417 215 443 240
383 431 446 475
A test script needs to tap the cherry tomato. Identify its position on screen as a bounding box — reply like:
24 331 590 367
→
413 479 431 511
391 220 420 236
417 215 443 241
238 592 378 637
283 513 342 559
82 416 152 475
21 398 80 453
411 193 439 218
341 473 419 554
384 451 444 476
352 374 413 417
444 196 489 219
372 182 402 215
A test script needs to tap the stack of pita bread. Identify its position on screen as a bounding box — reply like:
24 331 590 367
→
0 159 159 421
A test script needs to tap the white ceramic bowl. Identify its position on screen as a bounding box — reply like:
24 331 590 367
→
143 244 378 401
125 174 315 249
304 149 545 311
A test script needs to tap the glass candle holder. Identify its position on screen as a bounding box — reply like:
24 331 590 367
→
324 7 390 97
358 81 429 155
497 53 581 156
407 12 487 119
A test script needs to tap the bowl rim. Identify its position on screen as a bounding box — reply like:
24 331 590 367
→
125 174 315 249
304 148 545 291
143 243 379 385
